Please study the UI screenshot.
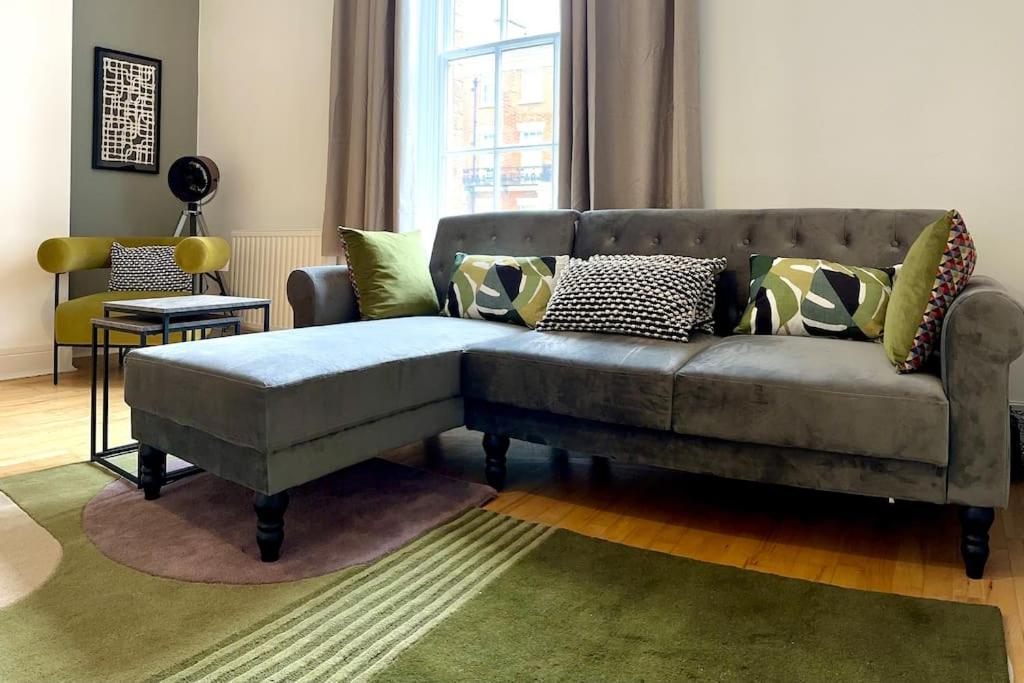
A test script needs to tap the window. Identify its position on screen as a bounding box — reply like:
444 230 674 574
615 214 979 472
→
440 0 559 216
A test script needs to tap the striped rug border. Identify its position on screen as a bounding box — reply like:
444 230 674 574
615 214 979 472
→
150 510 551 682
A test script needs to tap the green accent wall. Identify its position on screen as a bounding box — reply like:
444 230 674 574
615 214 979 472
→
70 0 200 298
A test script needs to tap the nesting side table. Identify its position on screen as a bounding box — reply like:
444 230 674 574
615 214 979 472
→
89 294 271 485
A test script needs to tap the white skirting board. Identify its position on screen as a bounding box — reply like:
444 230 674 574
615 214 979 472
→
228 230 328 330
0 345 72 381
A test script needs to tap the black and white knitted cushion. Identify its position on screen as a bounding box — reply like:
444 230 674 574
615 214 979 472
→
535 254 727 342
108 242 191 292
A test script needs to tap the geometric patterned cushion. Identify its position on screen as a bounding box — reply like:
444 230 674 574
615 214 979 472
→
734 255 896 341
442 253 569 328
884 210 977 373
536 254 727 342
108 242 191 292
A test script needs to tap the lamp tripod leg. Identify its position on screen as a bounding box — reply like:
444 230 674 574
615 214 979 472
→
196 212 211 238
172 210 189 237
196 213 229 295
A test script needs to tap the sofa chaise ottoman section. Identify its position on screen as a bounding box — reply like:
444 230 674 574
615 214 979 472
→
126 317 525 453
672 335 949 466
123 316 525 561
463 330 721 431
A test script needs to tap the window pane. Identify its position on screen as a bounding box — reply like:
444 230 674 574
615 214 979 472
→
445 152 495 214
450 0 500 49
446 54 495 151
498 148 553 211
500 45 554 145
505 0 559 39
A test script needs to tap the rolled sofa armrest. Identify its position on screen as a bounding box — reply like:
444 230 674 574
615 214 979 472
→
286 266 359 328
941 275 1024 507
175 236 230 274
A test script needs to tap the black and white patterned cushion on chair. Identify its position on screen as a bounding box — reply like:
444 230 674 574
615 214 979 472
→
108 242 192 292
535 254 727 342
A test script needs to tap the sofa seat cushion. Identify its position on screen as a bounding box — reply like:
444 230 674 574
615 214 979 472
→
124 317 526 453
672 336 949 465
463 331 721 430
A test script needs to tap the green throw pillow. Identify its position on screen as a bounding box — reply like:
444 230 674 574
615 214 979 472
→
735 255 895 340
443 253 568 328
883 210 976 372
338 227 439 320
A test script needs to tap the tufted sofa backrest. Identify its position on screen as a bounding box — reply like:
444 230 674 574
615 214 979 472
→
575 208 946 307
430 210 579 305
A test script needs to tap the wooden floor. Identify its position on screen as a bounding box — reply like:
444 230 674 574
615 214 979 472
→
2 362 1022 676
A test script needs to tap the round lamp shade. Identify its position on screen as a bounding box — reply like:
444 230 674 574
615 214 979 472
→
168 156 220 203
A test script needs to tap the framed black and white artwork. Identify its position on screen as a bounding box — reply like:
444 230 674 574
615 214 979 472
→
92 47 162 174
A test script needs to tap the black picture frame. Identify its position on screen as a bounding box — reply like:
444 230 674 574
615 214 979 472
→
91 47 162 174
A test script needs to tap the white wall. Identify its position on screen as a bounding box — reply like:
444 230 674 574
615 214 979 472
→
197 0 334 238
701 0 1024 399
194 1 1024 392
0 0 73 380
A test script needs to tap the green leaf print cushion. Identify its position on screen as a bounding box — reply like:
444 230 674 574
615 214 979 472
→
443 253 569 328
735 255 896 340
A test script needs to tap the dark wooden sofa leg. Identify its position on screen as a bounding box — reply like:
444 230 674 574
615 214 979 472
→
483 433 510 490
139 445 166 501
254 491 290 562
960 506 995 579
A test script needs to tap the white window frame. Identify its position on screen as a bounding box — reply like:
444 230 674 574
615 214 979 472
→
437 0 560 215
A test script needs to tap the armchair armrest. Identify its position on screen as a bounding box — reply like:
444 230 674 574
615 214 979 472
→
37 236 184 273
286 266 359 328
175 237 230 274
38 237 118 273
941 275 1024 507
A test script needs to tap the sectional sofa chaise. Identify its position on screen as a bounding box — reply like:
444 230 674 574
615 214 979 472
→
123 209 1024 578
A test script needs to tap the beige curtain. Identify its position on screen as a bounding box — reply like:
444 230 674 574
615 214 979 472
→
321 0 397 257
559 0 702 210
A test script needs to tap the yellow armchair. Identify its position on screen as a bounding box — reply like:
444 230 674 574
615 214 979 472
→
37 235 231 383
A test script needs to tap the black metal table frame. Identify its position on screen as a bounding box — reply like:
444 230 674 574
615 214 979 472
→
102 300 271 341
89 315 244 486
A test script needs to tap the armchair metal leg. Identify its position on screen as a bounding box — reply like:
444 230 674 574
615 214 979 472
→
52 273 61 385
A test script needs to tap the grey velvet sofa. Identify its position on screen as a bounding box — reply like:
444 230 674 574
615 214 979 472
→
124 209 1024 579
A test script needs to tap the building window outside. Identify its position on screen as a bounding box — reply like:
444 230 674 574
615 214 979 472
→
440 0 559 216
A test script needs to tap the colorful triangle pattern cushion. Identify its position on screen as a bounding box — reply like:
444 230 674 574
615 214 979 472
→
883 210 976 373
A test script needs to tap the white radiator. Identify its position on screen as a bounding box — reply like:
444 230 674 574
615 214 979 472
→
228 230 322 330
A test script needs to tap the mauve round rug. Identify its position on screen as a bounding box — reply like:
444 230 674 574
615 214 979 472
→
82 458 495 585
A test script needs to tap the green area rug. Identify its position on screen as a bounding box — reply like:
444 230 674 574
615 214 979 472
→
0 464 1008 682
